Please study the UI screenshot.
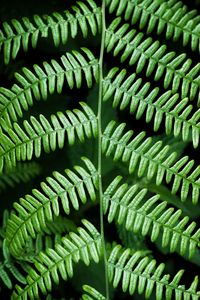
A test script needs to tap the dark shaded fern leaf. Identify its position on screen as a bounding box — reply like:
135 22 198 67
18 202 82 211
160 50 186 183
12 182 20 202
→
0 162 40 192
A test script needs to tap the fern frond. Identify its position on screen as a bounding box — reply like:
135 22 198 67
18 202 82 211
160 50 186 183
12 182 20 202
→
103 176 200 258
106 0 200 53
105 18 200 104
108 245 200 299
12 220 101 300
0 240 27 289
19 217 76 261
0 162 40 192
82 285 106 300
5 157 98 257
103 68 200 148
0 102 98 173
102 121 200 204
0 260 27 289
0 48 99 128
0 0 101 64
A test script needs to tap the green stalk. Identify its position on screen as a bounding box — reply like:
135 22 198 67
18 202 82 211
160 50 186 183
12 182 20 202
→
97 1 109 299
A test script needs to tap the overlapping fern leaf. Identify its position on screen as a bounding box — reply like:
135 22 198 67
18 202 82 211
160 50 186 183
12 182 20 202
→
102 121 200 204
6 157 98 257
12 220 101 299
0 0 200 299
0 239 27 289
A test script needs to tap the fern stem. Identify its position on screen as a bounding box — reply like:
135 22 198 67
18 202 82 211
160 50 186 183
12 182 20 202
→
98 1 110 299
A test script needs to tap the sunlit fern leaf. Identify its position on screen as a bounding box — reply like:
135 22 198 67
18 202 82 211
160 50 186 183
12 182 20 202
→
102 121 200 205
108 245 200 300
0 102 98 173
5 157 98 257
0 162 40 193
103 176 200 258
0 48 99 128
12 220 102 300
105 0 200 53
105 17 200 104
0 0 101 64
103 67 200 148
81 285 106 300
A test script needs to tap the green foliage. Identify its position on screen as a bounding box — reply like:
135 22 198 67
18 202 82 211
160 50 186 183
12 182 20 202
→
103 68 200 148
102 121 200 204
103 176 200 258
0 48 99 127
105 17 200 104
108 245 200 299
0 0 199 299
6 157 98 257
0 102 97 172
0 0 101 64
105 0 200 53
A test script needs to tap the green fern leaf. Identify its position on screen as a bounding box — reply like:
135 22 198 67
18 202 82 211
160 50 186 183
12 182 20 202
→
0 240 27 289
102 121 200 204
82 285 106 300
108 244 200 299
6 157 98 257
0 48 99 128
0 102 97 172
103 67 200 148
106 0 200 53
105 17 200 104
103 176 200 258
12 220 101 300
0 0 101 64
